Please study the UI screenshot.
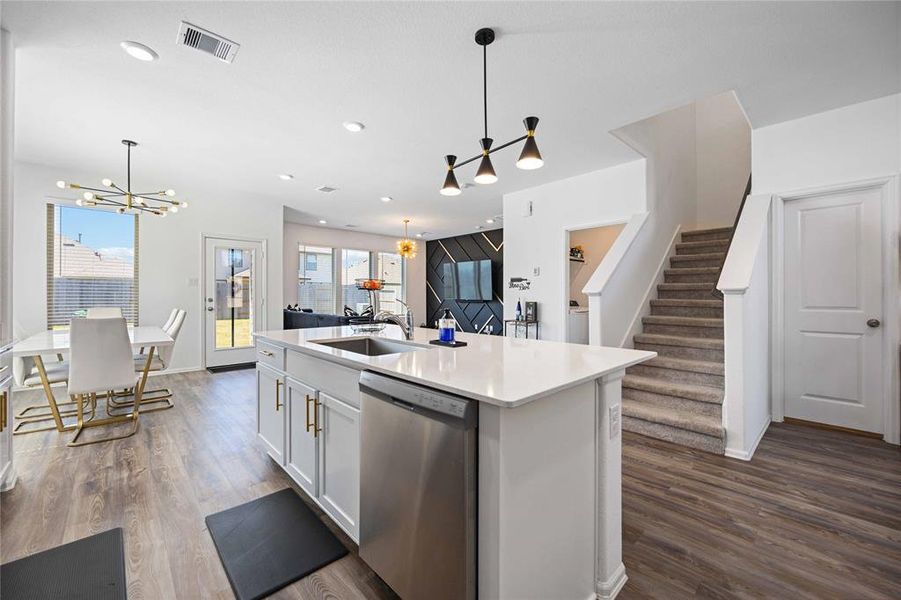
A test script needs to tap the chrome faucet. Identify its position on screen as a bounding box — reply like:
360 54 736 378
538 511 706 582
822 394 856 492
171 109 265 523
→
375 300 415 340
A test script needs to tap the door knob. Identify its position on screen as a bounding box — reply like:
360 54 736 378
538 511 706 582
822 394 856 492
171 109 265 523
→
867 318 881 328
206 306 214 312
206 297 213 303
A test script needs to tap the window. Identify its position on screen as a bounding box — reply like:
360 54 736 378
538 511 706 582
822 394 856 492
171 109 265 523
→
47 204 138 329
377 252 405 314
296 244 406 315
298 245 334 313
341 249 371 313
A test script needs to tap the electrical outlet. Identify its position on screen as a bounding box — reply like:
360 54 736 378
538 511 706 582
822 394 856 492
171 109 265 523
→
187 277 199 287
609 404 621 439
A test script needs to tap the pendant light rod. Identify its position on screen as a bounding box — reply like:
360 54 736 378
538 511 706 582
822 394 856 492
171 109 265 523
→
452 133 529 170
483 43 488 139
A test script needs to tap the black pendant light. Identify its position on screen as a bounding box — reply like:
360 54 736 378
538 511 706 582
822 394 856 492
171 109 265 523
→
440 27 543 196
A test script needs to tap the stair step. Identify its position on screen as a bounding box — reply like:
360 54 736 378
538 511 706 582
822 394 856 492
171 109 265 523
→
623 416 726 454
675 239 730 255
622 374 724 404
633 333 724 361
664 267 721 284
657 282 719 300
681 227 733 243
623 386 722 417
670 253 726 269
628 355 724 388
650 299 723 318
642 315 723 339
623 398 725 438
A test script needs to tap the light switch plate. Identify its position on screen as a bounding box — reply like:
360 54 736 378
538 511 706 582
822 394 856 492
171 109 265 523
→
609 404 621 439
533 267 540 276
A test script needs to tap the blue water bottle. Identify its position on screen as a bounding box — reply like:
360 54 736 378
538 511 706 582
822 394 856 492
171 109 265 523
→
439 309 455 343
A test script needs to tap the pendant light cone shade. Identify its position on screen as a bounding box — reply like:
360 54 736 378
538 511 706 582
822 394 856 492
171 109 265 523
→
516 135 543 170
516 116 544 170
440 154 461 196
441 169 462 196
474 138 497 185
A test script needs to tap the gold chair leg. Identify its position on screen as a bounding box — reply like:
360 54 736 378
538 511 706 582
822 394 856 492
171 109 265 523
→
68 348 152 447
14 395 95 435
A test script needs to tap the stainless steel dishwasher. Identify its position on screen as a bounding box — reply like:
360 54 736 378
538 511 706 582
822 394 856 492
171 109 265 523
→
359 371 477 600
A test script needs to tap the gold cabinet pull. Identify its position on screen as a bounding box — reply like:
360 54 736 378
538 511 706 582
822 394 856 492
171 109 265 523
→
259 349 274 357
0 391 7 432
313 398 322 438
305 394 313 433
275 380 283 411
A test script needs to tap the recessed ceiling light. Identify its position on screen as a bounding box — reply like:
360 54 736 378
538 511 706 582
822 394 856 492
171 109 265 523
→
342 121 365 133
485 218 495 224
380 196 392 203
415 233 424 238
278 173 294 181
318 219 327 224
120 41 159 62
475 225 484 230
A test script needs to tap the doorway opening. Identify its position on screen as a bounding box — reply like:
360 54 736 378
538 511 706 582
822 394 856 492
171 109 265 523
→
564 223 626 343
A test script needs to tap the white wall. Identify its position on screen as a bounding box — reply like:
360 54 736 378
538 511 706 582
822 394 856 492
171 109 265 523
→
503 160 647 342
13 161 284 371
594 102 700 347
696 91 752 228
282 221 426 325
752 93 901 194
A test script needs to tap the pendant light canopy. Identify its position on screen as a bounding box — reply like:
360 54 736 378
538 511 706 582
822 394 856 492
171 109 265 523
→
440 28 543 195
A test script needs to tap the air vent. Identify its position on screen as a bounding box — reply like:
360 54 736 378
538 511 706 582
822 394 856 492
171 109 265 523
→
316 186 338 194
177 22 240 63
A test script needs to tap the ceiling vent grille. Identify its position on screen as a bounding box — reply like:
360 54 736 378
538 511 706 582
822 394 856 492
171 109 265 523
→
316 186 338 194
177 22 240 63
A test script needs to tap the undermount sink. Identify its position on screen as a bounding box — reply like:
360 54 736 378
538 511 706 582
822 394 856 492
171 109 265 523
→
312 336 432 357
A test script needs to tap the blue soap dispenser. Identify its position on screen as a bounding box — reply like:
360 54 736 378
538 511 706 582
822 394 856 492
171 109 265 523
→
439 309 455 343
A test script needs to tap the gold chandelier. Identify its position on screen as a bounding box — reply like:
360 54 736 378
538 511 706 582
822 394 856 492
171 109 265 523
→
396 219 417 259
56 139 188 216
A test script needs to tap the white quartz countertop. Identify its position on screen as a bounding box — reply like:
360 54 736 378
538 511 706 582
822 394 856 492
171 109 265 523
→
254 326 654 407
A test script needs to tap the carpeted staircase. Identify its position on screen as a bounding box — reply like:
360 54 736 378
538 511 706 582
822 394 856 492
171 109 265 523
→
622 226 731 454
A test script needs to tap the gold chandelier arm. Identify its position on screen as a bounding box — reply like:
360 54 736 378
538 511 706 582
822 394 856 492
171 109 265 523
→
132 190 168 197
70 183 113 194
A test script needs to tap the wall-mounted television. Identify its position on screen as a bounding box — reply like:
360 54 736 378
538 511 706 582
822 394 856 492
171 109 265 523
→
443 259 493 301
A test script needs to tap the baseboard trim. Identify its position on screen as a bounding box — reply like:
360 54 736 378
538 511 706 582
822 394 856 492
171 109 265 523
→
596 563 628 599
725 416 770 460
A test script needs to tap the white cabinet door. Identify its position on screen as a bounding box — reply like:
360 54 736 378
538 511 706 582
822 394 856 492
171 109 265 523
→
256 364 285 463
318 392 360 540
0 373 12 491
286 377 318 497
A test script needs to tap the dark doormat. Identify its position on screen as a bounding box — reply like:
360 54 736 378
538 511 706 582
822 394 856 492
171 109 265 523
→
207 362 257 374
0 527 127 600
206 487 349 600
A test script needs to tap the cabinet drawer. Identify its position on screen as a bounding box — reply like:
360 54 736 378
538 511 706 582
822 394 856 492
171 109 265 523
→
286 350 360 409
256 340 285 370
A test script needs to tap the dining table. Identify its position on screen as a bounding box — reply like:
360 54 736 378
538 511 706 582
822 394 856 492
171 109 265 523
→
11 326 174 433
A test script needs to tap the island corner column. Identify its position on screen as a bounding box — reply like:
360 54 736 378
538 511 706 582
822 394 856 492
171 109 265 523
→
596 369 627 599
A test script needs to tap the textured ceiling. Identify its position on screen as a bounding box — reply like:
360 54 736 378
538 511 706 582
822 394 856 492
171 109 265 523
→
4 1 899 238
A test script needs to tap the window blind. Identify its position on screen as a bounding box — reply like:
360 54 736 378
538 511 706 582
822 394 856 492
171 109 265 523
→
46 204 139 329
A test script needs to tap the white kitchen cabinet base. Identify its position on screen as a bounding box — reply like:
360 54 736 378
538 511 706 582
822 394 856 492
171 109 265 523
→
256 364 285 464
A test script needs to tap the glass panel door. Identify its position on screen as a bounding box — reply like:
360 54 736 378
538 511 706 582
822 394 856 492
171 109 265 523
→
214 247 254 349
341 249 372 314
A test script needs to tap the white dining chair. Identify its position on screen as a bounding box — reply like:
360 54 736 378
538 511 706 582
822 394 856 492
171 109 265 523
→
110 309 186 415
162 308 179 332
67 316 145 446
11 355 88 434
86 307 123 319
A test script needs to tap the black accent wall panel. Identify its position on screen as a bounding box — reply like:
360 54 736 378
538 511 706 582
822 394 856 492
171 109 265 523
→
425 229 503 335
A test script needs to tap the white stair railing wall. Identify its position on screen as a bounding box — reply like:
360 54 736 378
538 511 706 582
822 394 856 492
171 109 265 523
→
717 193 772 460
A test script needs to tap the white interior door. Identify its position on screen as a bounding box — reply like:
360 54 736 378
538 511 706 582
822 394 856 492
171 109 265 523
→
783 187 884 433
204 237 265 368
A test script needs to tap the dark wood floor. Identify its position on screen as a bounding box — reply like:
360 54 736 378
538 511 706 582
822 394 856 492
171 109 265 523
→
2 370 899 599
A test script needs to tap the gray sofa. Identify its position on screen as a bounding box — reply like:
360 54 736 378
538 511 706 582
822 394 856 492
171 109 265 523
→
283 309 351 330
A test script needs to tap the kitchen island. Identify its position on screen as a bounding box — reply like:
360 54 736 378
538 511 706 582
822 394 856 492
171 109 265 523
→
253 325 654 600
